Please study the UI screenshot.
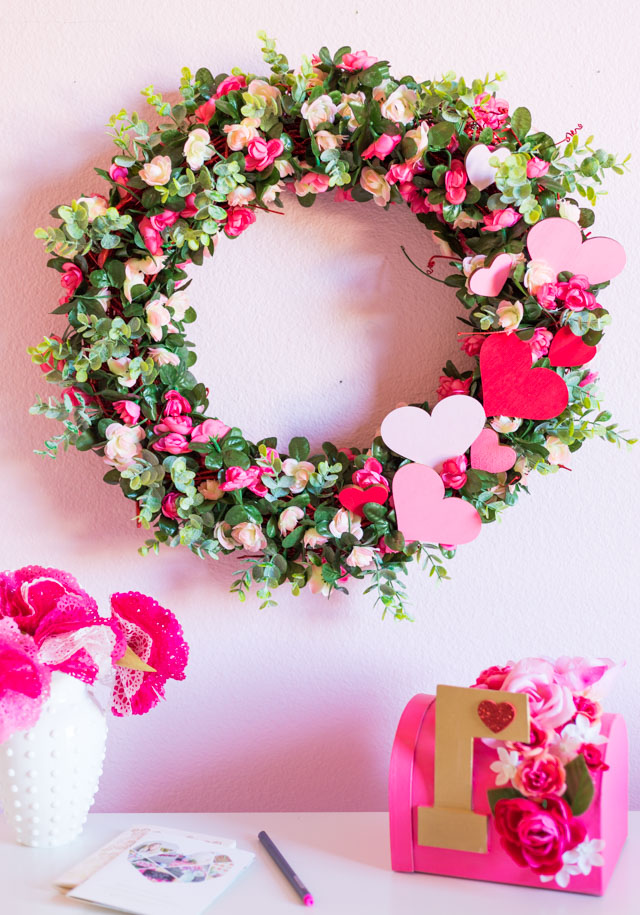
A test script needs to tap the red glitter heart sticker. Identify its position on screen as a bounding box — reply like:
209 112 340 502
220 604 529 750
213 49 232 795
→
477 699 516 733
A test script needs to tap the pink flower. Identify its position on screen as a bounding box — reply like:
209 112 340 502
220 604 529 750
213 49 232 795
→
387 162 417 185
553 656 618 699
244 137 285 172
225 206 256 238
482 207 521 232
215 74 247 97
334 188 354 202
536 282 560 310
508 721 552 759
220 465 267 497
153 415 193 436
472 664 512 691
579 371 598 388
138 217 163 255
340 50 378 71
460 334 485 357
113 400 141 425
0 619 51 742
502 658 576 730
513 752 567 799
529 327 553 360
294 172 331 196
59 262 83 305
109 164 129 185
110 591 188 716
494 796 585 876
149 209 180 232
0 566 98 635
361 133 401 159
581 744 610 772
440 455 467 490
152 433 191 454
180 193 199 218
161 492 180 519
61 386 94 407
574 696 602 722
473 93 509 131
352 457 389 489
194 97 217 123
556 275 597 311
527 156 550 178
437 375 472 399
163 389 192 416
191 418 231 442
444 160 467 205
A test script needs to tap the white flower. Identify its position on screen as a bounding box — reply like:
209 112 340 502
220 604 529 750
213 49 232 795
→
489 747 520 786
524 258 557 294
275 158 295 177
214 521 236 550
261 180 285 205
301 94 339 130
77 195 108 221
227 184 256 207
166 290 190 321
123 256 166 302
453 211 479 230
346 546 376 569
184 128 214 170
281 458 315 493
540 836 605 887
545 435 571 467
147 347 180 367
224 118 260 151
104 422 144 471
360 167 390 206
107 356 137 388
303 527 328 549
247 79 281 106
403 121 430 163
490 416 523 434
314 130 345 152
496 299 524 331
462 254 486 278
198 479 223 501
139 155 172 187
307 563 331 597
380 85 417 125
278 505 305 537
145 298 171 341
232 521 267 553
337 91 366 131
558 199 581 223
328 508 363 540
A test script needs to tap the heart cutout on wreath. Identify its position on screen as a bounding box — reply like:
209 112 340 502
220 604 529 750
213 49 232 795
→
29 36 626 615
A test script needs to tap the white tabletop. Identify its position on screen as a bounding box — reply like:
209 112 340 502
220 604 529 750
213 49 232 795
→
1 811 637 914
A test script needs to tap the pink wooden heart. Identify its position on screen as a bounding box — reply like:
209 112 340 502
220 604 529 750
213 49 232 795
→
338 484 388 516
527 217 626 285
468 253 513 297
548 326 597 367
392 463 482 545
470 428 516 473
380 397 486 469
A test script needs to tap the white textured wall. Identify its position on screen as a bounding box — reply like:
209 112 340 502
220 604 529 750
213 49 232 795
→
1 0 639 812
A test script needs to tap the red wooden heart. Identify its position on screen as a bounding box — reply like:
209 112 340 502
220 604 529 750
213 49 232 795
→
338 484 388 516
548 326 597 367
477 699 516 733
480 333 569 420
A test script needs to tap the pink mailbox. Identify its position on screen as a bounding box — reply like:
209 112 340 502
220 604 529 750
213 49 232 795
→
389 687 628 895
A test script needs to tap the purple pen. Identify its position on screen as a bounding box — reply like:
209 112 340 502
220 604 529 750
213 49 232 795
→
258 830 314 906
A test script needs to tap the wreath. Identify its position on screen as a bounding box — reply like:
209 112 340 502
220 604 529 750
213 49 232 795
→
30 34 632 618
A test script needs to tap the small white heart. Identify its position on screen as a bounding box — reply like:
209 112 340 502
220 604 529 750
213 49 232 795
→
380 396 486 469
465 144 511 191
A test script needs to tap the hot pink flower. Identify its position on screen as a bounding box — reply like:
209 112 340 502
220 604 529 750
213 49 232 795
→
113 400 141 425
387 162 417 184
440 455 467 490
473 93 509 131
581 744 610 772
437 375 472 399
352 457 389 489
536 282 560 310
161 492 181 520
220 465 267 497
508 721 552 758
494 796 585 876
334 188 354 202
361 133 401 159
0 619 51 742
482 207 521 232
109 164 129 185
513 752 567 799
444 160 467 205
138 217 163 256
556 275 597 311
110 591 188 716
472 664 512 691
61 386 94 407
574 696 602 722
163 390 192 416
460 334 485 357
180 193 199 218
59 262 83 305
502 658 576 730
152 433 191 454
153 415 194 436
340 50 378 71
191 418 231 443
149 209 180 232
244 137 285 172
194 97 217 123
527 156 550 178
579 371 598 387
529 327 553 360
0 566 97 635
215 74 247 97
225 206 256 238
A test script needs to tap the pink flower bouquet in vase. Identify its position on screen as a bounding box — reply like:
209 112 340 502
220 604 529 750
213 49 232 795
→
0 566 188 847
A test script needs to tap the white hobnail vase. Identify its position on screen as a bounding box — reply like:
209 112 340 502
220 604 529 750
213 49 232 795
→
0 670 107 847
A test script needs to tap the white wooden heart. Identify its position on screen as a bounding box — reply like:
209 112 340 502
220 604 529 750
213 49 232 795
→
380 396 486 468
465 144 511 191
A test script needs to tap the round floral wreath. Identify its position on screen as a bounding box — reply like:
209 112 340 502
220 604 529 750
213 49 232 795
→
31 35 632 618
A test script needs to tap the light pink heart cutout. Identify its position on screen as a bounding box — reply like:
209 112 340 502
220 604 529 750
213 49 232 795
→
380 397 486 469
470 428 517 473
392 463 482 545
468 253 513 297
527 217 626 285
464 144 511 191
